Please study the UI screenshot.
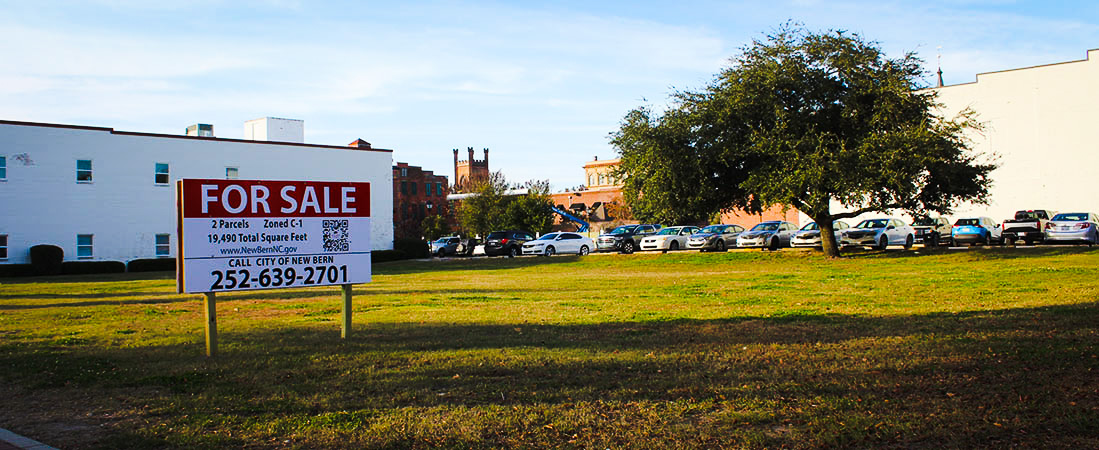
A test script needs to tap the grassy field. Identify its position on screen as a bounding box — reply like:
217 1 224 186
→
1 247 1098 448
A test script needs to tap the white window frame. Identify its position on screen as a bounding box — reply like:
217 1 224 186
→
77 234 93 259
0 234 8 260
0 155 6 181
225 167 239 179
77 159 93 183
155 162 170 185
155 233 171 257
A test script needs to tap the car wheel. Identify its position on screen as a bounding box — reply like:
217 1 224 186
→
876 236 888 251
715 240 725 252
545 246 555 257
983 234 991 246
669 241 679 251
508 246 518 258
951 237 958 247
621 241 635 254
904 235 913 250
768 237 779 251
579 245 590 256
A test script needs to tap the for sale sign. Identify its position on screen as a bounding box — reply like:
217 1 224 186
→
176 179 371 293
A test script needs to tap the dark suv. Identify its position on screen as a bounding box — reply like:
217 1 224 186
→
911 217 951 246
595 224 661 254
483 230 535 257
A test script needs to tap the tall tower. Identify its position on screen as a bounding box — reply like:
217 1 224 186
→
453 147 490 191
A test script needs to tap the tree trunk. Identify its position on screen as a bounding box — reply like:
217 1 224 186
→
816 215 842 258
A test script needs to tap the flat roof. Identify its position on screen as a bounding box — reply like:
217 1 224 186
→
0 119 392 153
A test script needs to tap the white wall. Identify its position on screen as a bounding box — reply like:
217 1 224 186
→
0 122 393 264
244 117 305 143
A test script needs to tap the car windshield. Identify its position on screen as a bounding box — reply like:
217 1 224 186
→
1052 213 1088 221
433 238 451 244
656 227 680 235
607 225 637 235
912 218 938 226
486 232 507 239
750 222 779 231
855 219 888 229
535 233 559 241
1015 211 1046 220
800 222 819 231
954 218 980 226
699 225 725 234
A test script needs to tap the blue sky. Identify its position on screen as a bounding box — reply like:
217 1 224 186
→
3 1 1098 190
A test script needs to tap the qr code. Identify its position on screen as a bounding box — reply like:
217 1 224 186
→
322 219 350 252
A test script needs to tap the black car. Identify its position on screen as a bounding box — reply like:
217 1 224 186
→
483 230 535 257
595 224 661 254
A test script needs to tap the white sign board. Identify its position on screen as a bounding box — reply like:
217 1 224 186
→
177 179 371 293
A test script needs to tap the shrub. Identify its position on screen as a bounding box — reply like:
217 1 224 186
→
0 264 35 278
29 244 64 276
371 249 407 263
61 261 126 275
393 238 430 259
127 258 177 273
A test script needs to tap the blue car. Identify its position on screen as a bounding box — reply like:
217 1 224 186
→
951 217 1002 246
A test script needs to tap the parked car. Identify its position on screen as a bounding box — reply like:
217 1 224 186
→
483 230 536 257
596 224 662 254
841 218 915 250
521 232 594 256
453 237 480 257
951 217 1002 246
736 221 799 250
687 224 745 252
639 226 700 252
430 236 461 257
1002 209 1055 245
790 220 849 248
1044 212 1099 246
911 217 952 247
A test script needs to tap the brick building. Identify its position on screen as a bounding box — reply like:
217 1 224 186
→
392 160 450 239
452 147 489 192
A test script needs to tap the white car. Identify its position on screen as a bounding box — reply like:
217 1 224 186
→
639 226 700 252
521 232 594 256
790 220 850 248
841 218 915 250
736 221 799 250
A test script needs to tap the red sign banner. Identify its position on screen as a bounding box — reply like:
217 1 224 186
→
180 179 370 218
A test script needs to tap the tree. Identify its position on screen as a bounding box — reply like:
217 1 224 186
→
506 180 554 235
421 214 451 240
612 24 995 256
455 172 555 237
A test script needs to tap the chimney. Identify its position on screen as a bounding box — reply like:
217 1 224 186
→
594 155 598 161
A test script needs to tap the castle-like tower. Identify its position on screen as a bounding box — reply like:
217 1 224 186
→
453 147 489 191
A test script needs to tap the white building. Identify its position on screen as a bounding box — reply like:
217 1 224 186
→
932 48 1099 222
0 119 394 265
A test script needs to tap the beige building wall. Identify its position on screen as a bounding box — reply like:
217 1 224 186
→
932 48 1099 221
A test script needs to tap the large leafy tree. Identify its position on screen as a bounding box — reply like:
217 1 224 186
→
612 25 995 256
456 171 555 237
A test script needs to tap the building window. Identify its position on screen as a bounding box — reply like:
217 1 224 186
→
155 233 170 257
0 155 6 181
77 159 93 182
426 183 432 196
400 168 408 177
225 167 238 179
400 181 407 195
0 234 7 260
77 234 93 259
155 163 170 185
437 182 443 195
411 182 417 195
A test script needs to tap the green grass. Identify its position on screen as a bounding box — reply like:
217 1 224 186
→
1 247 1098 448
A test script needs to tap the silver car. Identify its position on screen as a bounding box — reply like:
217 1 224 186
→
736 221 799 250
639 226 700 252
430 236 461 257
841 218 915 250
687 224 745 252
790 220 850 248
1044 212 1099 245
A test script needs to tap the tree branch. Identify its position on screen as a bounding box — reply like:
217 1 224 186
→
829 204 902 221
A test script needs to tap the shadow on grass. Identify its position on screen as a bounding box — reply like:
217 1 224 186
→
840 245 1099 259
2 302 1097 448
